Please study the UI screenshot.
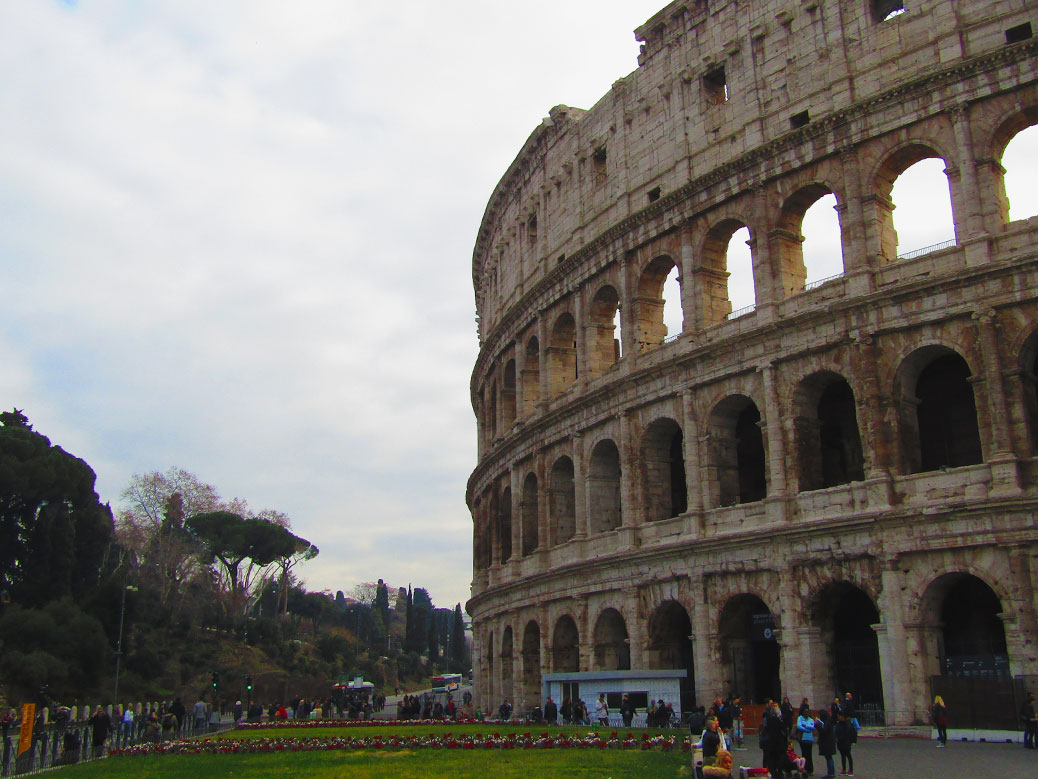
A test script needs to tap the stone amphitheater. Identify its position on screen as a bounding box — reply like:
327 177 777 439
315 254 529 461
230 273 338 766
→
466 0 1038 726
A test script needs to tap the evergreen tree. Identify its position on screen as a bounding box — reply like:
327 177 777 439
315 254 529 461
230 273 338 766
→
427 612 440 662
450 603 467 673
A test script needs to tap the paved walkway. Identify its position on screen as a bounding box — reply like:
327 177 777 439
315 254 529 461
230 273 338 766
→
730 738 1035 779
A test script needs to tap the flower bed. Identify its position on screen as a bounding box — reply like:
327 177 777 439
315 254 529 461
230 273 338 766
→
236 718 480 729
112 731 689 756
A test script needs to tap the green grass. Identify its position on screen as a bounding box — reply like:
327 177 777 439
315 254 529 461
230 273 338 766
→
56 748 691 778
217 723 683 740
53 723 693 778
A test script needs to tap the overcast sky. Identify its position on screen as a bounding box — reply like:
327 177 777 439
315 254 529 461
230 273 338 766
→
3 1 1035 614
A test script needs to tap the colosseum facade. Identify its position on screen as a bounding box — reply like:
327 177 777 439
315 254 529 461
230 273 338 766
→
467 0 1038 726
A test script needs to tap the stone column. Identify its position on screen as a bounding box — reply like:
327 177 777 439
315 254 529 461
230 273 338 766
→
509 466 522 572
838 148 875 295
682 388 705 533
680 229 697 335
625 587 647 670
573 431 588 538
973 308 1022 495
852 332 896 508
949 104 992 266
792 626 831 706
618 410 642 546
536 315 549 408
1005 546 1038 677
875 566 913 725
574 285 588 391
617 253 636 361
691 576 719 704
759 363 789 523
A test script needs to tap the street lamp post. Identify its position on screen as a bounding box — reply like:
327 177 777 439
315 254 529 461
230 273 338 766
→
113 585 138 705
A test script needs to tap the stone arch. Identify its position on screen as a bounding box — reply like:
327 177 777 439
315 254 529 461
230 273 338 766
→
520 471 539 556
700 217 754 326
593 607 631 671
808 582 884 709
588 438 622 534
706 394 767 507
640 417 687 521
918 572 1010 681
872 0 905 23
549 455 576 546
646 599 695 712
548 313 578 397
775 183 845 296
893 346 982 474
588 284 622 377
497 486 512 563
522 336 541 415
521 620 542 707
634 255 681 349
872 141 956 262
500 626 514 703
502 359 517 429
718 594 781 704
990 107 1038 224
552 614 580 673
792 371 865 492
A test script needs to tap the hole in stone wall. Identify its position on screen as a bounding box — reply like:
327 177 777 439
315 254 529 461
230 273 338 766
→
790 110 810 129
704 66 729 104
648 186 661 203
1006 22 1032 44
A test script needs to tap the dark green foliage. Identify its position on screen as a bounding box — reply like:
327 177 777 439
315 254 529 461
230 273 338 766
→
0 599 110 701
0 410 115 605
450 603 468 673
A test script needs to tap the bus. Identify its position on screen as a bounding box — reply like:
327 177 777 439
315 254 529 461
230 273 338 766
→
431 673 462 694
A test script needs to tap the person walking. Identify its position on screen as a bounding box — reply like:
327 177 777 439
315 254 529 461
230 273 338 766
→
620 694 635 728
596 694 609 726
932 695 948 747
544 696 558 725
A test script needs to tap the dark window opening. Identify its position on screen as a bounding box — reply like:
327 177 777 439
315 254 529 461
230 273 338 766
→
736 406 767 503
874 0 905 22
790 110 810 129
916 354 982 472
669 431 688 516
606 692 648 710
527 214 538 244
818 381 865 488
1006 22 1032 44
592 146 607 186
648 186 661 203
704 66 728 104
941 576 1008 677
557 253 566 265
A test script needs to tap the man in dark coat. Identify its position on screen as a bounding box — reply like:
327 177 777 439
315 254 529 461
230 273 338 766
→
620 694 636 727
89 706 111 757
544 697 558 725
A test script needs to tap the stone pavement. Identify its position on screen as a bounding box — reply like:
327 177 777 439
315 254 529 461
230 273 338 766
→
728 738 1035 779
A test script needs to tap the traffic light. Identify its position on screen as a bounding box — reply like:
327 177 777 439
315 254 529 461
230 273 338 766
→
245 675 253 692
211 671 219 691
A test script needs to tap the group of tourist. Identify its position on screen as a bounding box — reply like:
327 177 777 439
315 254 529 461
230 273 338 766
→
397 692 469 720
694 693 860 778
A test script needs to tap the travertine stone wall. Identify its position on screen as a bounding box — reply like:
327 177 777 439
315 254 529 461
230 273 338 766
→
468 0 1038 725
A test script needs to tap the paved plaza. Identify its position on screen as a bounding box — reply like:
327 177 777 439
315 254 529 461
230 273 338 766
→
722 738 1036 779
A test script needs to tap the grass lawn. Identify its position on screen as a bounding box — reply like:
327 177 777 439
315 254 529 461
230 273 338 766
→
53 723 693 778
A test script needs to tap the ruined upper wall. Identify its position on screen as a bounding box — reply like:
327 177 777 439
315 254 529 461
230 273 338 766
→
471 0 1036 340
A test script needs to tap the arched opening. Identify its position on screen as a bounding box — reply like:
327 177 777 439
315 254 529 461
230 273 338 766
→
647 600 695 712
521 472 539 556
548 313 577 397
552 615 580 673
897 350 982 473
593 608 631 671
794 372 865 492
726 227 755 317
700 219 749 325
873 0 905 23
641 418 687 521
708 395 767 507
472 497 486 572
588 285 622 378
875 146 956 261
522 337 541 415
588 439 622 534
663 264 683 340
501 626 514 702
719 594 781 704
634 256 680 350
488 376 498 440
502 359 517 429
940 575 1009 676
775 186 844 295
549 456 576 546
810 583 884 712
1000 124 1038 222
497 486 512 563
521 621 542 707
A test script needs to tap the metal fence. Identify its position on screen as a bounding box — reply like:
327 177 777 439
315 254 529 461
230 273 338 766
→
1 714 232 777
